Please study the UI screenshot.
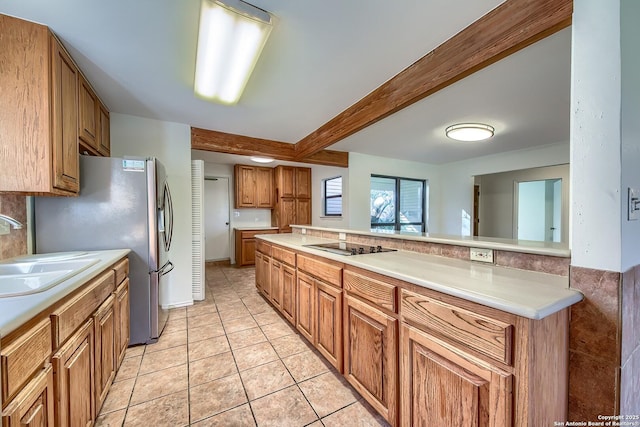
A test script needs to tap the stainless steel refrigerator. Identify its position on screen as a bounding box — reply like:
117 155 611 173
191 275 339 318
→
34 155 174 345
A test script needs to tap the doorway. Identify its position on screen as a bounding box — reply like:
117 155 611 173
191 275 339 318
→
514 178 562 242
204 177 230 261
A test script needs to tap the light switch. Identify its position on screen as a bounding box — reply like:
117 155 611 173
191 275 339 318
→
629 188 640 221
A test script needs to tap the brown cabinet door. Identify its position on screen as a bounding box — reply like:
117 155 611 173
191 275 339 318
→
78 74 99 151
315 281 342 372
52 319 95 427
295 271 315 343
234 165 257 208
256 167 274 208
2 365 55 427
400 323 513 427
255 251 264 292
93 295 116 414
260 254 272 299
115 278 130 369
240 238 257 266
344 294 397 424
51 35 79 193
295 167 312 198
295 198 312 226
98 104 110 156
279 198 296 232
281 264 296 325
276 166 295 198
270 260 283 309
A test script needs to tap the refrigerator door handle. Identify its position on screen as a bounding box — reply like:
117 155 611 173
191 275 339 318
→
153 260 174 276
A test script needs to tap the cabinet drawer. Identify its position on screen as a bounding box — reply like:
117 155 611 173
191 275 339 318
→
113 257 129 286
297 255 342 288
1 318 52 404
51 270 115 348
256 240 272 256
241 229 278 239
272 245 296 266
343 270 396 313
401 289 513 365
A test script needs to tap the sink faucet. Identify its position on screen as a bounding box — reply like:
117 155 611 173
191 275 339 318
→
0 214 23 230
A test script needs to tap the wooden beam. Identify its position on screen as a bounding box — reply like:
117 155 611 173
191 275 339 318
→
294 0 572 160
191 127 349 168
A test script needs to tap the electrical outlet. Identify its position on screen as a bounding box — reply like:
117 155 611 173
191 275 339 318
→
0 221 9 236
470 247 494 263
301 228 306 235
339 232 346 240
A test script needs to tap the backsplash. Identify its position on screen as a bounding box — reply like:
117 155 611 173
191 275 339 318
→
0 195 28 259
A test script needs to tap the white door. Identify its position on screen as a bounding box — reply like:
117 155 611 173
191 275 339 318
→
515 179 562 242
204 177 230 261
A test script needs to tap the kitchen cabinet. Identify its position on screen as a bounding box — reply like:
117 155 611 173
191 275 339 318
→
78 73 99 153
269 244 297 325
281 263 296 325
272 166 312 232
234 165 274 209
235 229 278 267
1 365 55 427
315 280 342 371
93 295 116 414
295 271 315 343
51 319 95 427
270 260 283 310
258 252 272 299
114 278 130 369
98 103 110 156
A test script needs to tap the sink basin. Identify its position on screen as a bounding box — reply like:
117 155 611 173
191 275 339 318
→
10 251 89 263
0 257 99 298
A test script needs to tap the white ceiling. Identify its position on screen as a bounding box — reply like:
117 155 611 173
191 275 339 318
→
0 0 571 165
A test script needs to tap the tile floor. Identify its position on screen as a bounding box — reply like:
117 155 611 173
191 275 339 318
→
95 263 390 427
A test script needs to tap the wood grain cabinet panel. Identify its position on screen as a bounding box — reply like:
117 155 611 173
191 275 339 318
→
259 253 272 299
78 74 99 151
343 294 397 425
1 365 55 427
297 255 342 288
400 323 513 427
273 166 311 232
295 271 315 343
281 264 296 325
295 198 311 227
235 229 278 267
52 319 95 427
114 278 130 369
294 167 311 198
256 167 274 208
315 281 342 372
234 164 274 208
98 103 110 156
275 166 295 198
255 251 264 293
343 269 397 312
270 260 283 310
93 295 116 414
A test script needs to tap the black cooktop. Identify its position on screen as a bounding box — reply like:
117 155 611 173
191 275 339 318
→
303 242 397 256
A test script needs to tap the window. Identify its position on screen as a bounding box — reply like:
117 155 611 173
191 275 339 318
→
323 176 342 216
370 175 426 232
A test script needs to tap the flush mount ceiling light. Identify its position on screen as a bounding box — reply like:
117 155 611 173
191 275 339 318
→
194 0 273 105
445 123 495 142
250 156 274 164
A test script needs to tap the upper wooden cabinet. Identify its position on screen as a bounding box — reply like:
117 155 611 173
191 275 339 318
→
273 165 312 232
234 164 274 208
98 104 111 156
78 74 111 157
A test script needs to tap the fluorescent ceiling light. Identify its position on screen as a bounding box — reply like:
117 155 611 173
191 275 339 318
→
445 123 495 141
250 156 274 164
194 0 273 105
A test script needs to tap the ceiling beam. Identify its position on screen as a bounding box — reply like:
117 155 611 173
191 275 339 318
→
191 127 349 168
293 0 572 160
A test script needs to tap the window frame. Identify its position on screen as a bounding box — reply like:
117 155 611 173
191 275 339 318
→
323 175 343 217
370 174 426 232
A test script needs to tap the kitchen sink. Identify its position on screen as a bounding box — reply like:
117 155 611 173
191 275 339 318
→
0 257 99 298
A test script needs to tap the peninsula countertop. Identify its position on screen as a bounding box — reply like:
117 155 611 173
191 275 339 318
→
256 233 583 320
0 249 130 338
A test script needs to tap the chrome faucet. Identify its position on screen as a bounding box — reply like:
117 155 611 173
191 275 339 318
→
0 214 23 230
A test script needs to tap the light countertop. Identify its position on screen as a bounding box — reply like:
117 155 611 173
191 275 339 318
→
0 249 130 338
290 225 571 257
258 233 582 320
234 227 279 231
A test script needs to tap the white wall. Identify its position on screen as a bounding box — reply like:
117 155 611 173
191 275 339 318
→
347 152 441 232
110 113 193 308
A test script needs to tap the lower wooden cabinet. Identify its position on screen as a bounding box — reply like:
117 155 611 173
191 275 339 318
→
400 323 513 427
2 365 55 427
114 278 130 369
343 294 397 424
93 295 116 414
281 263 296 324
270 260 283 310
258 253 272 299
52 319 95 427
295 271 315 343
315 281 342 371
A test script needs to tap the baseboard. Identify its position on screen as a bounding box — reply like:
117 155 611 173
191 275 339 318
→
163 300 194 309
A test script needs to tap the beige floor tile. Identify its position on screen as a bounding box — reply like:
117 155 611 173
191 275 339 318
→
188 335 230 361
188 312 222 329
188 323 226 343
232 341 279 371
124 345 145 359
227 327 267 350
138 344 187 375
281 350 331 383
218 307 252 322
250 385 317 427
298 372 359 417
252 311 284 326
260 320 297 340
95 408 126 427
191 404 256 427
99 378 135 414
168 307 186 319
215 299 244 309
187 302 218 317
114 355 141 382
222 315 259 334
321 400 390 427
145 329 187 353
270 333 312 358
163 317 187 333
189 351 237 387
306 422 323 427
130 364 188 405
190 373 247 423
240 359 295 400
124 390 189 427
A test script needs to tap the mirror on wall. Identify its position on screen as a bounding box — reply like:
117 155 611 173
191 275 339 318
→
473 164 569 243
